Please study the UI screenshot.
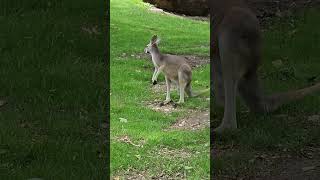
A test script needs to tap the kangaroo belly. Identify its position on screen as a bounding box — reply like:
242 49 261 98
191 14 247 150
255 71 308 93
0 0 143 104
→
163 64 192 83
163 67 179 81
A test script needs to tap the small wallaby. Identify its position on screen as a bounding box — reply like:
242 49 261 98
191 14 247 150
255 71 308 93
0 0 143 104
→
144 35 208 104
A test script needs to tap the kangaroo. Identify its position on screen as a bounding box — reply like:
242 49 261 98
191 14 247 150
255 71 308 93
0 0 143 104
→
144 35 208 104
210 0 320 133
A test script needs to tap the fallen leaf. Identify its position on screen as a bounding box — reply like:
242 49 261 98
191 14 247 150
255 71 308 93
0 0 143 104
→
0 100 7 107
302 166 316 171
91 26 101 35
272 59 283 68
275 9 282 17
184 166 193 170
178 120 186 127
81 26 100 35
135 154 141 160
119 118 128 123
289 29 298 36
82 27 92 34
308 115 320 122
118 136 141 147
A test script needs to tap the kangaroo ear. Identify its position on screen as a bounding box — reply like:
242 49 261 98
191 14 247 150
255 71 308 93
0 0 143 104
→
151 35 158 43
155 37 161 45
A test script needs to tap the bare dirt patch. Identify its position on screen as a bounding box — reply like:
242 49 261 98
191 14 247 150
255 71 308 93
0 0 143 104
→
168 110 210 131
155 146 193 159
112 169 151 180
144 99 179 114
184 55 210 68
255 150 320 180
145 82 180 114
213 146 320 180
113 168 186 180
146 82 210 129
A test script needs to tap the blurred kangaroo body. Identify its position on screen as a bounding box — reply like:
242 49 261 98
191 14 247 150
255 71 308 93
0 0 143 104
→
210 0 320 133
144 35 206 104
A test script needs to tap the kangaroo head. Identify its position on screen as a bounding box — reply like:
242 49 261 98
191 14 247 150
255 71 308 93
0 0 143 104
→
144 35 160 54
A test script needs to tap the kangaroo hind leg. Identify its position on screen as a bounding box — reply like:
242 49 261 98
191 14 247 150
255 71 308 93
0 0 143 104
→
163 76 172 104
177 71 187 104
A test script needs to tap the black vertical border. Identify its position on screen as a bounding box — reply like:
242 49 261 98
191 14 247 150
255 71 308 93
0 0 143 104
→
105 0 110 179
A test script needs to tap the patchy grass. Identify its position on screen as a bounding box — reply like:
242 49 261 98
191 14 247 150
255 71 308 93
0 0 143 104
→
0 0 107 179
212 8 320 179
110 0 210 179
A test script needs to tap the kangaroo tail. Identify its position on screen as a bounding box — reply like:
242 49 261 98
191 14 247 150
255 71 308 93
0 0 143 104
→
263 82 320 112
185 83 210 97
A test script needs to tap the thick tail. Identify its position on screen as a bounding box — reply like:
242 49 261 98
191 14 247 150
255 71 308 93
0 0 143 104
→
185 83 210 97
263 82 320 112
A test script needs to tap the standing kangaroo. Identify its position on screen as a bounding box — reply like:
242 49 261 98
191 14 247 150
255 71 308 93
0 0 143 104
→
144 35 206 104
210 0 320 133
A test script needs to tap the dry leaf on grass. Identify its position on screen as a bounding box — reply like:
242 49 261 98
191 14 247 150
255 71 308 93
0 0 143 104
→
113 177 120 180
0 100 7 107
81 25 101 35
272 59 283 67
119 118 128 123
302 166 316 171
117 136 143 147
308 115 320 122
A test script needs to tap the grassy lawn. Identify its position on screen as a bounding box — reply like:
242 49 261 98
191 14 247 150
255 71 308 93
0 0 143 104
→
110 0 210 179
0 1 107 179
213 8 320 179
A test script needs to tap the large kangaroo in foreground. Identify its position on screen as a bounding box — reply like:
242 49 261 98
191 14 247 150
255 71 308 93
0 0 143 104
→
210 0 320 133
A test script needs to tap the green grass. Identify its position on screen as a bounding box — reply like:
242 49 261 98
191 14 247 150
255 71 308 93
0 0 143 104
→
0 1 107 179
110 0 210 179
213 8 320 178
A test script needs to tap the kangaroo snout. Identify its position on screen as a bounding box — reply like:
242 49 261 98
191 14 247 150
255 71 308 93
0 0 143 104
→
144 48 150 54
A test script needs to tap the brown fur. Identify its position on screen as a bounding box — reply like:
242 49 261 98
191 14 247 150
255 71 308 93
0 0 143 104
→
144 35 197 104
210 0 320 133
